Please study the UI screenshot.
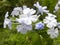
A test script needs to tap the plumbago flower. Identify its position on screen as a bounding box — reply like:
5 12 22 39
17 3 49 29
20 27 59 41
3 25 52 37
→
16 7 40 25
35 22 44 30
53 0 60 13
34 2 49 15
17 24 32 34
11 7 22 17
3 12 12 30
43 13 57 28
16 7 40 34
47 27 59 39
23 7 36 15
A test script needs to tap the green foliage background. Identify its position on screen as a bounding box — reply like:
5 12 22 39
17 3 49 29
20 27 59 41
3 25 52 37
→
0 0 60 45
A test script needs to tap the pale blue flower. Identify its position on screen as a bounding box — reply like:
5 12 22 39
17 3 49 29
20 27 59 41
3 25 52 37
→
3 18 12 30
47 27 59 39
11 7 22 17
35 22 44 30
4 12 12 30
43 13 57 28
17 24 32 34
53 0 60 13
16 7 39 25
34 2 49 15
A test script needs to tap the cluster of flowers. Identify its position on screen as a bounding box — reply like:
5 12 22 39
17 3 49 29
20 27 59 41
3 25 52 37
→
3 1 60 39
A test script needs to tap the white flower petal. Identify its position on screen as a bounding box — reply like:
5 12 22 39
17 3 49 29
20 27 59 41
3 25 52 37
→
11 7 22 17
43 10 49 14
11 10 19 17
50 34 57 38
30 9 36 15
47 13 56 18
5 12 9 18
42 6 47 9
43 19 50 24
47 28 59 39
47 23 53 28
17 25 27 34
17 24 32 34
53 0 60 13
30 15 40 22
23 5 27 9
16 18 32 25
3 23 6 28
24 25 32 30
3 18 12 29
23 8 30 15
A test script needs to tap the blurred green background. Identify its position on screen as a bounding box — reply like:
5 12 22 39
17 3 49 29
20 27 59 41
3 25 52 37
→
0 0 60 45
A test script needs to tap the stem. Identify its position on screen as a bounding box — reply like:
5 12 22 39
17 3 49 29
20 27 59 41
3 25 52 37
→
47 39 54 45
